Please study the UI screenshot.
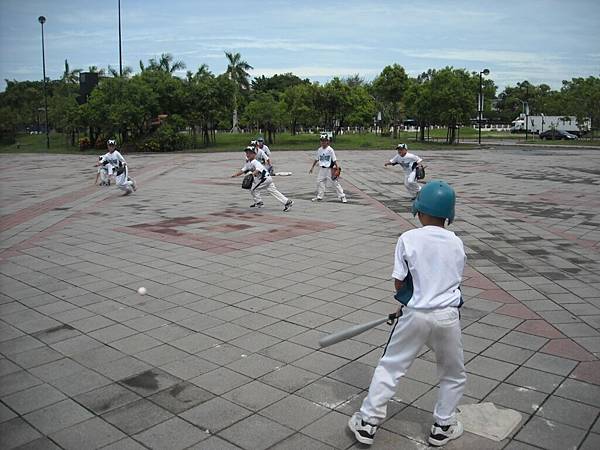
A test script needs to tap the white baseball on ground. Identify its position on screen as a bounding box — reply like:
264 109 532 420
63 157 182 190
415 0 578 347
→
137 287 147 295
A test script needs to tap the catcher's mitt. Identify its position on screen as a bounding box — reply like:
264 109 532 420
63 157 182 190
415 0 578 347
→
241 173 254 189
331 165 342 180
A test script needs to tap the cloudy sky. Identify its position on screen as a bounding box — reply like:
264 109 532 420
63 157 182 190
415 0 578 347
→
1 0 599 91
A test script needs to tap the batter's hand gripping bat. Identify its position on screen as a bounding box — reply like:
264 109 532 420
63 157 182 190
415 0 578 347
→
318 312 399 348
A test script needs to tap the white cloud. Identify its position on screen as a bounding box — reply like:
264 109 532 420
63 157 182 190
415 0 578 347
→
250 66 380 79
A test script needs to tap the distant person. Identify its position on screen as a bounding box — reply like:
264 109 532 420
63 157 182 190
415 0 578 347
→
255 137 273 175
232 146 293 211
100 139 137 195
308 133 347 203
384 143 423 199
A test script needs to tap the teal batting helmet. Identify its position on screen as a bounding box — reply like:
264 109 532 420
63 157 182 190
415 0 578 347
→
411 180 456 224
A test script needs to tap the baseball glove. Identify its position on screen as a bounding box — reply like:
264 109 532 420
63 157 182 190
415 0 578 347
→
241 173 254 189
415 164 425 180
331 166 342 180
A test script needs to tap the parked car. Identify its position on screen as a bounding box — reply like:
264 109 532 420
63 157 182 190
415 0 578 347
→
539 129 578 140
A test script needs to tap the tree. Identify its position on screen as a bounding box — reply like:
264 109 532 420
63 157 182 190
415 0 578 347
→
61 59 81 84
427 67 480 144
281 83 317 135
251 73 308 99
561 76 600 138
225 52 253 132
372 64 409 138
108 65 133 78
243 92 282 144
139 53 186 74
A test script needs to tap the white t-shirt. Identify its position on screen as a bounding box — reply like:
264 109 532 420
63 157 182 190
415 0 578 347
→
102 150 126 167
392 226 466 309
390 152 422 172
255 148 269 165
316 146 337 168
257 144 271 158
242 159 270 182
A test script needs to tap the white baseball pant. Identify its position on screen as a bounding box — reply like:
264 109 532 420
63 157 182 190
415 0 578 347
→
251 178 288 204
116 166 135 194
316 167 345 200
404 169 421 197
359 306 466 426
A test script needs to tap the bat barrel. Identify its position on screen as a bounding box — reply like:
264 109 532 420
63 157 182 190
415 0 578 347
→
318 316 390 348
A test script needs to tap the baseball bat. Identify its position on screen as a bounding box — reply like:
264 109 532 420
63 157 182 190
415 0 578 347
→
318 313 398 348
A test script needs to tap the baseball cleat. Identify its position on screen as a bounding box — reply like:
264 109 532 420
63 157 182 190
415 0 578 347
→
311 197 322 202
283 200 293 212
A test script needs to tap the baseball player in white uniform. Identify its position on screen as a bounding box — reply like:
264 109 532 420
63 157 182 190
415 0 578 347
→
308 133 347 203
255 137 273 175
349 180 466 447
384 143 422 199
232 146 293 211
95 156 110 186
101 140 137 195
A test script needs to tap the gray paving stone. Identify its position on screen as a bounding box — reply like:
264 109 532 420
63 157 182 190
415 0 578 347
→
74 383 141 414
555 379 600 407
220 413 295 450
99 437 148 450
23 398 94 434
0 370 42 396
102 398 174 434
515 416 586 450
180 397 252 433
579 433 600 450
291 350 349 375
13 437 62 450
296 377 361 409
465 355 518 381
524 352 578 376
536 395 598 429
191 366 252 395
485 383 548 414
226 353 282 378
0 402 17 423
269 433 336 450
0 417 42 449
500 330 549 350
259 364 321 393
223 380 288 411
148 381 213 414
188 436 242 450
482 342 535 365
133 416 209 450
300 411 357 449
28 357 86 382
3 383 66 415
118 368 181 397
506 367 565 393
49 416 125 450
259 340 314 364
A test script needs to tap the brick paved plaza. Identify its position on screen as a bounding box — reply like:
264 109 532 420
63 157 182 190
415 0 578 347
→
1 147 599 449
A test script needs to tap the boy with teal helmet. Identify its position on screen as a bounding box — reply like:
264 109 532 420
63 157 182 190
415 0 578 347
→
349 180 466 447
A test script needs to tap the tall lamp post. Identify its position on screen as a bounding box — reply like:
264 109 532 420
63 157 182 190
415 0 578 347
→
118 0 123 76
38 16 50 149
478 68 490 145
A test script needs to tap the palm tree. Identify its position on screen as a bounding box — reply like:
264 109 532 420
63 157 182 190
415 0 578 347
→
61 59 81 84
108 65 133 77
225 52 253 132
139 53 186 74
87 66 106 76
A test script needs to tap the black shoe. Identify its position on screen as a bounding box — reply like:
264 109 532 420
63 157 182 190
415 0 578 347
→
250 202 264 208
283 200 293 212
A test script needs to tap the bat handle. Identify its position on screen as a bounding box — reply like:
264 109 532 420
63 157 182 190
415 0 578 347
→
387 307 404 325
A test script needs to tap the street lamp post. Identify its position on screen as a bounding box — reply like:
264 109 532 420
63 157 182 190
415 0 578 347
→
478 68 490 145
118 0 123 76
38 16 50 149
